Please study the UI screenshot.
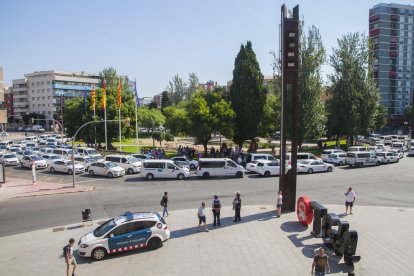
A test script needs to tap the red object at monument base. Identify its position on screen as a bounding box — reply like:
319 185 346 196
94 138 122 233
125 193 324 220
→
297 196 313 226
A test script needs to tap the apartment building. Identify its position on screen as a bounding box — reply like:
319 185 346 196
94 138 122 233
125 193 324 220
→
0 66 7 130
369 3 414 118
12 70 100 129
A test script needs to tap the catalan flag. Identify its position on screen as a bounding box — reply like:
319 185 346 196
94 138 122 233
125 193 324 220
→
101 79 106 111
117 78 121 108
91 86 96 111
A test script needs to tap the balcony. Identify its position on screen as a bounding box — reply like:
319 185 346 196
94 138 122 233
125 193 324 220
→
369 28 379 37
389 71 396 78
389 51 397 57
369 14 380 22
52 83 92 91
391 14 398 21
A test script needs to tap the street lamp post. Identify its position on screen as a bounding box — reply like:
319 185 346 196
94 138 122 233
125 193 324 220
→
71 118 130 187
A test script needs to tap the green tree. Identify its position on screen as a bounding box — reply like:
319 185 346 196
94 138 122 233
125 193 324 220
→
163 105 190 136
328 33 380 145
148 101 158 110
161 90 172 110
137 107 166 132
152 131 166 146
230 41 266 148
257 93 280 138
298 25 327 146
373 105 388 131
187 89 235 155
167 74 187 105
186 72 199 100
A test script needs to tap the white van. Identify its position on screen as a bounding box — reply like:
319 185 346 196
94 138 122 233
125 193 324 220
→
76 147 102 160
348 146 368 152
104 154 141 174
196 158 245 178
52 148 77 160
345 152 381 167
25 136 37 142
286 152 319 165
141 160 190 180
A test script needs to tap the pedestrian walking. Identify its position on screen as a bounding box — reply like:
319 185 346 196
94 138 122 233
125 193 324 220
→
197 202 209 231
232 191 242 222
64 238 77 276
161 192 169 217
344 187 356 215
311 248 330 275
211 195 221 226
276 190 283 218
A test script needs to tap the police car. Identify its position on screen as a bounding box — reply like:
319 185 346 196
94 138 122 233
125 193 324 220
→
78 212 170 260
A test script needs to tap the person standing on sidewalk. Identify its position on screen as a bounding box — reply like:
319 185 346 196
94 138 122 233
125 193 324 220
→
197 202 209 232
344 187 356 215
211 195 221 226
232 191 242 222
276 191 283 218
64 238 77 276
311 248 330 275
161 192 169 217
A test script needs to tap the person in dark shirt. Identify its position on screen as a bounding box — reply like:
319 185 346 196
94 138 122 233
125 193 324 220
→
161 192 169 217
312 248 330 275
232 191 241 222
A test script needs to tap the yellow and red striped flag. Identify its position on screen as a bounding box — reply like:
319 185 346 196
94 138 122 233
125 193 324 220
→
117 78 121 108
91 86 96 111
101 79 106 111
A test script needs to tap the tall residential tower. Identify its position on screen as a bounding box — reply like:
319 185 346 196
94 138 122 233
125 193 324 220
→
369 3 414 122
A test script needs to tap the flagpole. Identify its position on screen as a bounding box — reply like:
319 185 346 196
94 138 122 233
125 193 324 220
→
94 108 96 146
104 107 108 150
119 107 122 152
134 79 139 153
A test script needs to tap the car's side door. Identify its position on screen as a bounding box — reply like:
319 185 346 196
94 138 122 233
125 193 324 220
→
54 160 65 172
130 221 154 247
22 156 30 167
106 222 134 253
166 163 178 178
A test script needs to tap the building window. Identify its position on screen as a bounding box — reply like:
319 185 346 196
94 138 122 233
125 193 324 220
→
42 89 45 92
48 111 51 114
47 88 50 92
47 81 50 84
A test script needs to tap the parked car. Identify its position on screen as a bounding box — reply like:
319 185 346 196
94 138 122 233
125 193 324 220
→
245 159 268 173
20 155 47 169
297 160 334 174
245 153 278 166
348 146 368 152
141 160 190 180
131 154 154 161
320 149 345 162
286 152 320 165
392 142 406 152
408 140 414 157
196 158 245 178
171 156 198 170
49 160 85 174
326 153 347 166
76 147 102 160
255 160 291 177
0 154 19 166
78 211 170 260
88 161 125 178
375 152 400 164
388 149 404 159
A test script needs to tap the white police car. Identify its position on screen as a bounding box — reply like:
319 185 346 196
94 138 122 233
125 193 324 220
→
78 211 170 260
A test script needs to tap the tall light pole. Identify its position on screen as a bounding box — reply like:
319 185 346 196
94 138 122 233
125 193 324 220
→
71 118 130 187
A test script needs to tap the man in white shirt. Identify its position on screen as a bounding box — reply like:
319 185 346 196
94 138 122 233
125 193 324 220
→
344 187 356 215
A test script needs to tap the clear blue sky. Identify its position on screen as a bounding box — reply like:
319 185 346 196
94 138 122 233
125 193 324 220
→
0 0 412 97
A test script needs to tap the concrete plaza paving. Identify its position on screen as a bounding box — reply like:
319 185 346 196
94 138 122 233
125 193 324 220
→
0 204 412 276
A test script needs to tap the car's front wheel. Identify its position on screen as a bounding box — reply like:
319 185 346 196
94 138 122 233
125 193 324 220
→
50 167 55 173
127 168 134 174
67 169 73 175
92 247 107 261
146 173 154 180
307 168 313 174
236 171 243 178
264 171 271 177
327 166 333 172
177 173 185 180
338 161 344 166
89 170 94 176
107 172 113 178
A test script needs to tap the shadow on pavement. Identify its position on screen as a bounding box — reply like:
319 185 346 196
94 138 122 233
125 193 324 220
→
170 210 276 239
280 221 308 233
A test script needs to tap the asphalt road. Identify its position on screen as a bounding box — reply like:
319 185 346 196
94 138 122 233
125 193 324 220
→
1 157 414 237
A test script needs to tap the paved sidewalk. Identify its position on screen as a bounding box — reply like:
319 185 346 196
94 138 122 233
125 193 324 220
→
0 177 93 201
0 204 412 276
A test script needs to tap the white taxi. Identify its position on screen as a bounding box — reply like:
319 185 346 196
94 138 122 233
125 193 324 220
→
297 160 334 174
255 160 292 177
78 212 170 260
88 161 125 178
49 160 85 174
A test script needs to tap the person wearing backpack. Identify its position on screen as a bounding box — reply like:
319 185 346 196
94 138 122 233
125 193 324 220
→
161 192 169 217
211 195 221 226
64 238 77 276
232 191 242 222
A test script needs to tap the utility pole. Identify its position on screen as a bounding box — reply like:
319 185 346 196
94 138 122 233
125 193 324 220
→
279 4 300 212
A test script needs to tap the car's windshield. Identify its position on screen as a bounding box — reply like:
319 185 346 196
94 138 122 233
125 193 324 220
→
51 156 61 160
127 157 138 163
299 160 311 165
4 154 16 158
393 144 402 148
105 162 117 168
86 149 98 155
31 156 43 161
85 157 95 162
93 219 117 237
173 162 184 168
